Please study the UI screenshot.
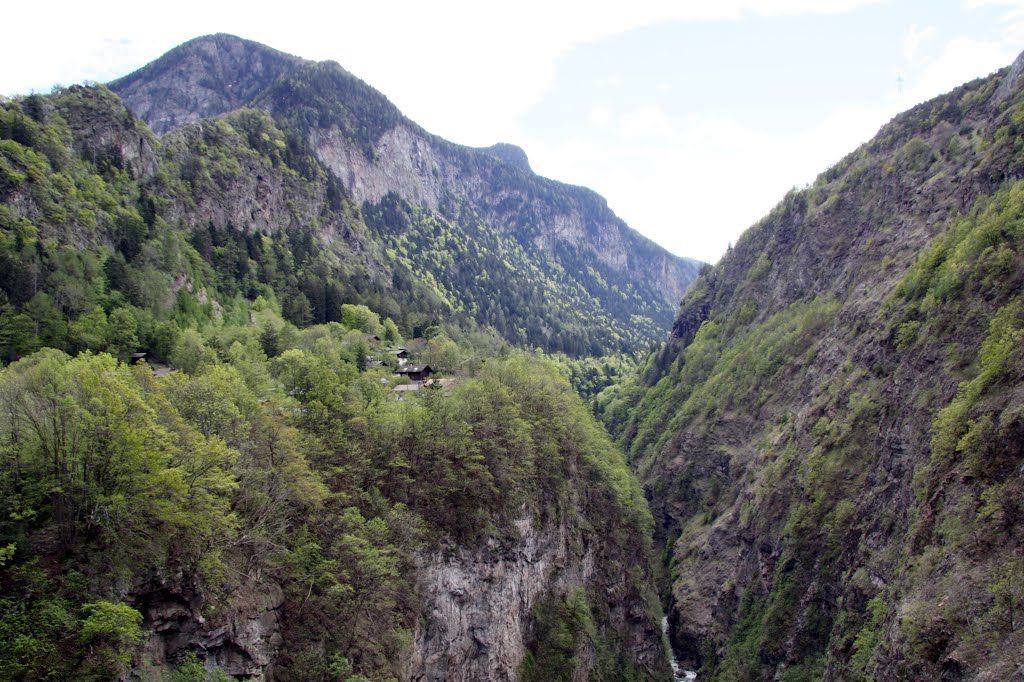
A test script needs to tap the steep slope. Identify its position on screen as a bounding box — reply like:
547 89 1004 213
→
110 34 703 354
0 85 442 362
619 54 1024 679
0 63 670 682
109 33 302 136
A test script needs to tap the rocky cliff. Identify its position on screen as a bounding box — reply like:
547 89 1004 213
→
110 33 301 136
411 513 666 681
622 53 1024 680
109 34 703 350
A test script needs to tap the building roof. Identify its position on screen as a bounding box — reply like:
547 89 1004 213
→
396 364 432 374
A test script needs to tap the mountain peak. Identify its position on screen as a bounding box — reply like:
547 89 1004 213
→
109 33 302 135
108 34 704 338
481 143 531 173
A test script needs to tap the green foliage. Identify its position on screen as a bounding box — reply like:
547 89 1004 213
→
521 590 592 681
79 601 144 676
340 303 382 335
629 296 839 471
0 331 659 679
172 651 235 682
364 193 671 356
850 595 887 679
0 78 672 681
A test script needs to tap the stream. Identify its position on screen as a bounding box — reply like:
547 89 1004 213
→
662 616 698 681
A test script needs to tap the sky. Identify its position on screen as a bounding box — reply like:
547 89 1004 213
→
2 1 1023 263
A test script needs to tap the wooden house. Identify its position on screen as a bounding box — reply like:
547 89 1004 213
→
395 364 433 382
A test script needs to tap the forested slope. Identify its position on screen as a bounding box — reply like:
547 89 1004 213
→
609 52 1024 680
110 34 704 355
0 51 672 682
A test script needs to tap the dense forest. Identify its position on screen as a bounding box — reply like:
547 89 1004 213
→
0 333 663 679
0 59 671 680
0 81 687 365
6 29 1024 682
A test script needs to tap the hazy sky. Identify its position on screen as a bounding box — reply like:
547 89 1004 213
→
3 1 1023 263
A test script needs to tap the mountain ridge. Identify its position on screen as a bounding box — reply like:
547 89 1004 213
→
109 34 704 321
0 72 672 679
607 52 1024 680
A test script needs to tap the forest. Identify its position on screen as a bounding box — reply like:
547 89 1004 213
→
0 76 670 680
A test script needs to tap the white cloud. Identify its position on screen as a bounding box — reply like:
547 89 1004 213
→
1 0 883 146
620 105 676 139
896 36 1016 106
904 24 936 62
589 104 612 129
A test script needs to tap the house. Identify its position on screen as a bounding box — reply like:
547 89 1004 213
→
363 334 381 346
395 364 433 382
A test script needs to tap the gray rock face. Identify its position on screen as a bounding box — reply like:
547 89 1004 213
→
409 517 587 680
109 34 704 315
409 515 669 681
139 578 285 680
109 34 301 136
308 120 702 309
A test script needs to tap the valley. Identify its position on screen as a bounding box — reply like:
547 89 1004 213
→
1 31 1023 682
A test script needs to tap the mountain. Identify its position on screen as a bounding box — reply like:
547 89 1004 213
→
109 33 704 355
0 37 676 681
609 52 1024 679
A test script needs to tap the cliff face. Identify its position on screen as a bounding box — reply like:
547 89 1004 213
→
627 54 1024 680
138 577 285 680
411 514 665 681
109 34 703 348
109 34 301 136
134 510 669 682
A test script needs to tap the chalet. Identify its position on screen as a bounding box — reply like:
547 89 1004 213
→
363 334 381 346
386 348 409 360
395 364 432 382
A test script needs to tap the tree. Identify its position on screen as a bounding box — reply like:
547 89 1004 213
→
340 304 382 335
382 317 402 345
106 307 139 359
170 328 211 373
259 323 282 358
79 601 144 677
68 306 109 354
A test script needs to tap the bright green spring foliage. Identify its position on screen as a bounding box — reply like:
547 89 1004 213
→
0 84 676 363
0 328 657 679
